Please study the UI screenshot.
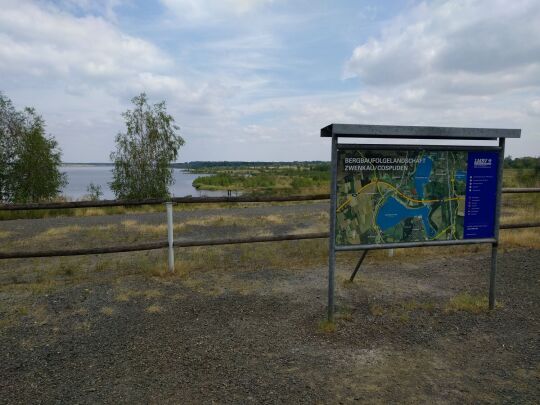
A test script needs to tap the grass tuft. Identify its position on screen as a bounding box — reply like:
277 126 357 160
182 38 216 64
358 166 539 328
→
318 319 336 333
100 307 114 316
145 304 163 314
143 289 162 299
0 230 12 238
401 300 436 313
335 306 354 322
369 303 385 316
445 293 501 314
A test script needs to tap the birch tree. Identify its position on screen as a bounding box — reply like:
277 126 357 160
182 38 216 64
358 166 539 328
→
110 93 184 200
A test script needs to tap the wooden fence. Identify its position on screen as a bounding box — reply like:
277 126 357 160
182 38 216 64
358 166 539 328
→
0 189 539 260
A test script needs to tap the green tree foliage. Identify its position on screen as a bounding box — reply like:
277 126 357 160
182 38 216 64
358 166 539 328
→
504 156 540 170
0 93 66 203
85 182 103 201
0 93 22 201
193 173 236 188
110 93 185 200
504 156 539 187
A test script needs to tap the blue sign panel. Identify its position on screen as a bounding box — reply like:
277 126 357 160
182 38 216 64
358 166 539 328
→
463 151 499 239
335 148 500 246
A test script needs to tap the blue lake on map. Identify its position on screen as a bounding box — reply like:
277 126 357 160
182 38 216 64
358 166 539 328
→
414 157 433 198
376 196 436 238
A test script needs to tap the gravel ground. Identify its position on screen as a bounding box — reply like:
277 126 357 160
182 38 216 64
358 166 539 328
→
0 205 539 403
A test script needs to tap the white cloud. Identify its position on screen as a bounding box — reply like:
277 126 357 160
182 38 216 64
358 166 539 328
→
50 0 123 21
0 0 249 160
345 0 540 95
0 0 170 84
160 0 275 21
1 0 538 163
336 0 540 157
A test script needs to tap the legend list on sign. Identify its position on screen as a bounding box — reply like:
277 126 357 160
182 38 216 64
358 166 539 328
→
463 151 499 239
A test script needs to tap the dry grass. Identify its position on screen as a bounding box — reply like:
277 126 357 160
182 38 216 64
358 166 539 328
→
0 198 537 322
318 320 336 333
143 289 162 299
115 289 140 302
36 225 83 239
100 306 114 316
16 224 116 248
113 287 164 302
73 320 92 332
63 213 288 241
369 304 385 316
145 304 163 314
0 230 12 239
0 201 308 221
445 293 499 314
500 229 540 249
401 300 436 312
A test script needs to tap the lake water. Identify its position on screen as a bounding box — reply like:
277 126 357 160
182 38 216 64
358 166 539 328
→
414 157 432 199
376 156 436 238
61 165 231 200
376 196 436 238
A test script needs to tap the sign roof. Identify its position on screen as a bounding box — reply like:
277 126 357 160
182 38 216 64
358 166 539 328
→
320 124 521 140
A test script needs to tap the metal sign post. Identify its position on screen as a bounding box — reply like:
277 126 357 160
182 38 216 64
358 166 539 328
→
328 135 338 321
322 124 520 321
490 137 506 309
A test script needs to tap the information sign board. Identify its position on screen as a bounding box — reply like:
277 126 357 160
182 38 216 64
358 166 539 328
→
335 147 499 246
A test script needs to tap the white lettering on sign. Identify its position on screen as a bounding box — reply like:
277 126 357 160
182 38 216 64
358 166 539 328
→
474 158 492 168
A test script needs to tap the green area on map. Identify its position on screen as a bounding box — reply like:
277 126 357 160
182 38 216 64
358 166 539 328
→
335 149 468 246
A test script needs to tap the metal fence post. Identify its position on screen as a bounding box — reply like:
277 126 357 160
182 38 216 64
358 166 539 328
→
166 202 174 273
328 135 338 322
489 242 498 309
489 137 505 309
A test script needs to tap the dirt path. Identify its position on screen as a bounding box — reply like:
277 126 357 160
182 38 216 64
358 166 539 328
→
1 241 538 403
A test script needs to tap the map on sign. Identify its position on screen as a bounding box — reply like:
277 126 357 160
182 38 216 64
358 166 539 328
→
335 149 499 246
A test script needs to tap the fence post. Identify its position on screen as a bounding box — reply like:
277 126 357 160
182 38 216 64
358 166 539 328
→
166 202 174 273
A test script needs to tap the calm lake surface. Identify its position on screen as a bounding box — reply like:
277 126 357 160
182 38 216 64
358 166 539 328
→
61 165 230 200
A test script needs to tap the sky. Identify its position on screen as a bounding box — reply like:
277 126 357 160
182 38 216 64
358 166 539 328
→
1 0 539 162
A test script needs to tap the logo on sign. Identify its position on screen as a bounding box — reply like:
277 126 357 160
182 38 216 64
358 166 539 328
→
474 158 492 168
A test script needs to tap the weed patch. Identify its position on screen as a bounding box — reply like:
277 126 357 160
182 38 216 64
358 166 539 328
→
145 304 163 314
100 307 114 316
445 293 500 314
318 319 336 333
369 304 385 316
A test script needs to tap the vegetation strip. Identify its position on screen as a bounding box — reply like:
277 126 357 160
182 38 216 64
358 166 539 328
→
0 232 329 260
0 194 330 211
1 222 539 260
0 189 537 211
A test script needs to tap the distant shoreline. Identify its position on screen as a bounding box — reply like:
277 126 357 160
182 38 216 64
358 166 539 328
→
62 163 114 167
62 161 329 169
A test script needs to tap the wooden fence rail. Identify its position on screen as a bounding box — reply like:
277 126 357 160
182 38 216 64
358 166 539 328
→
1 188 539 211
1 188 538 260
0 232 329 260
1 223 539 260
0 194 330 211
